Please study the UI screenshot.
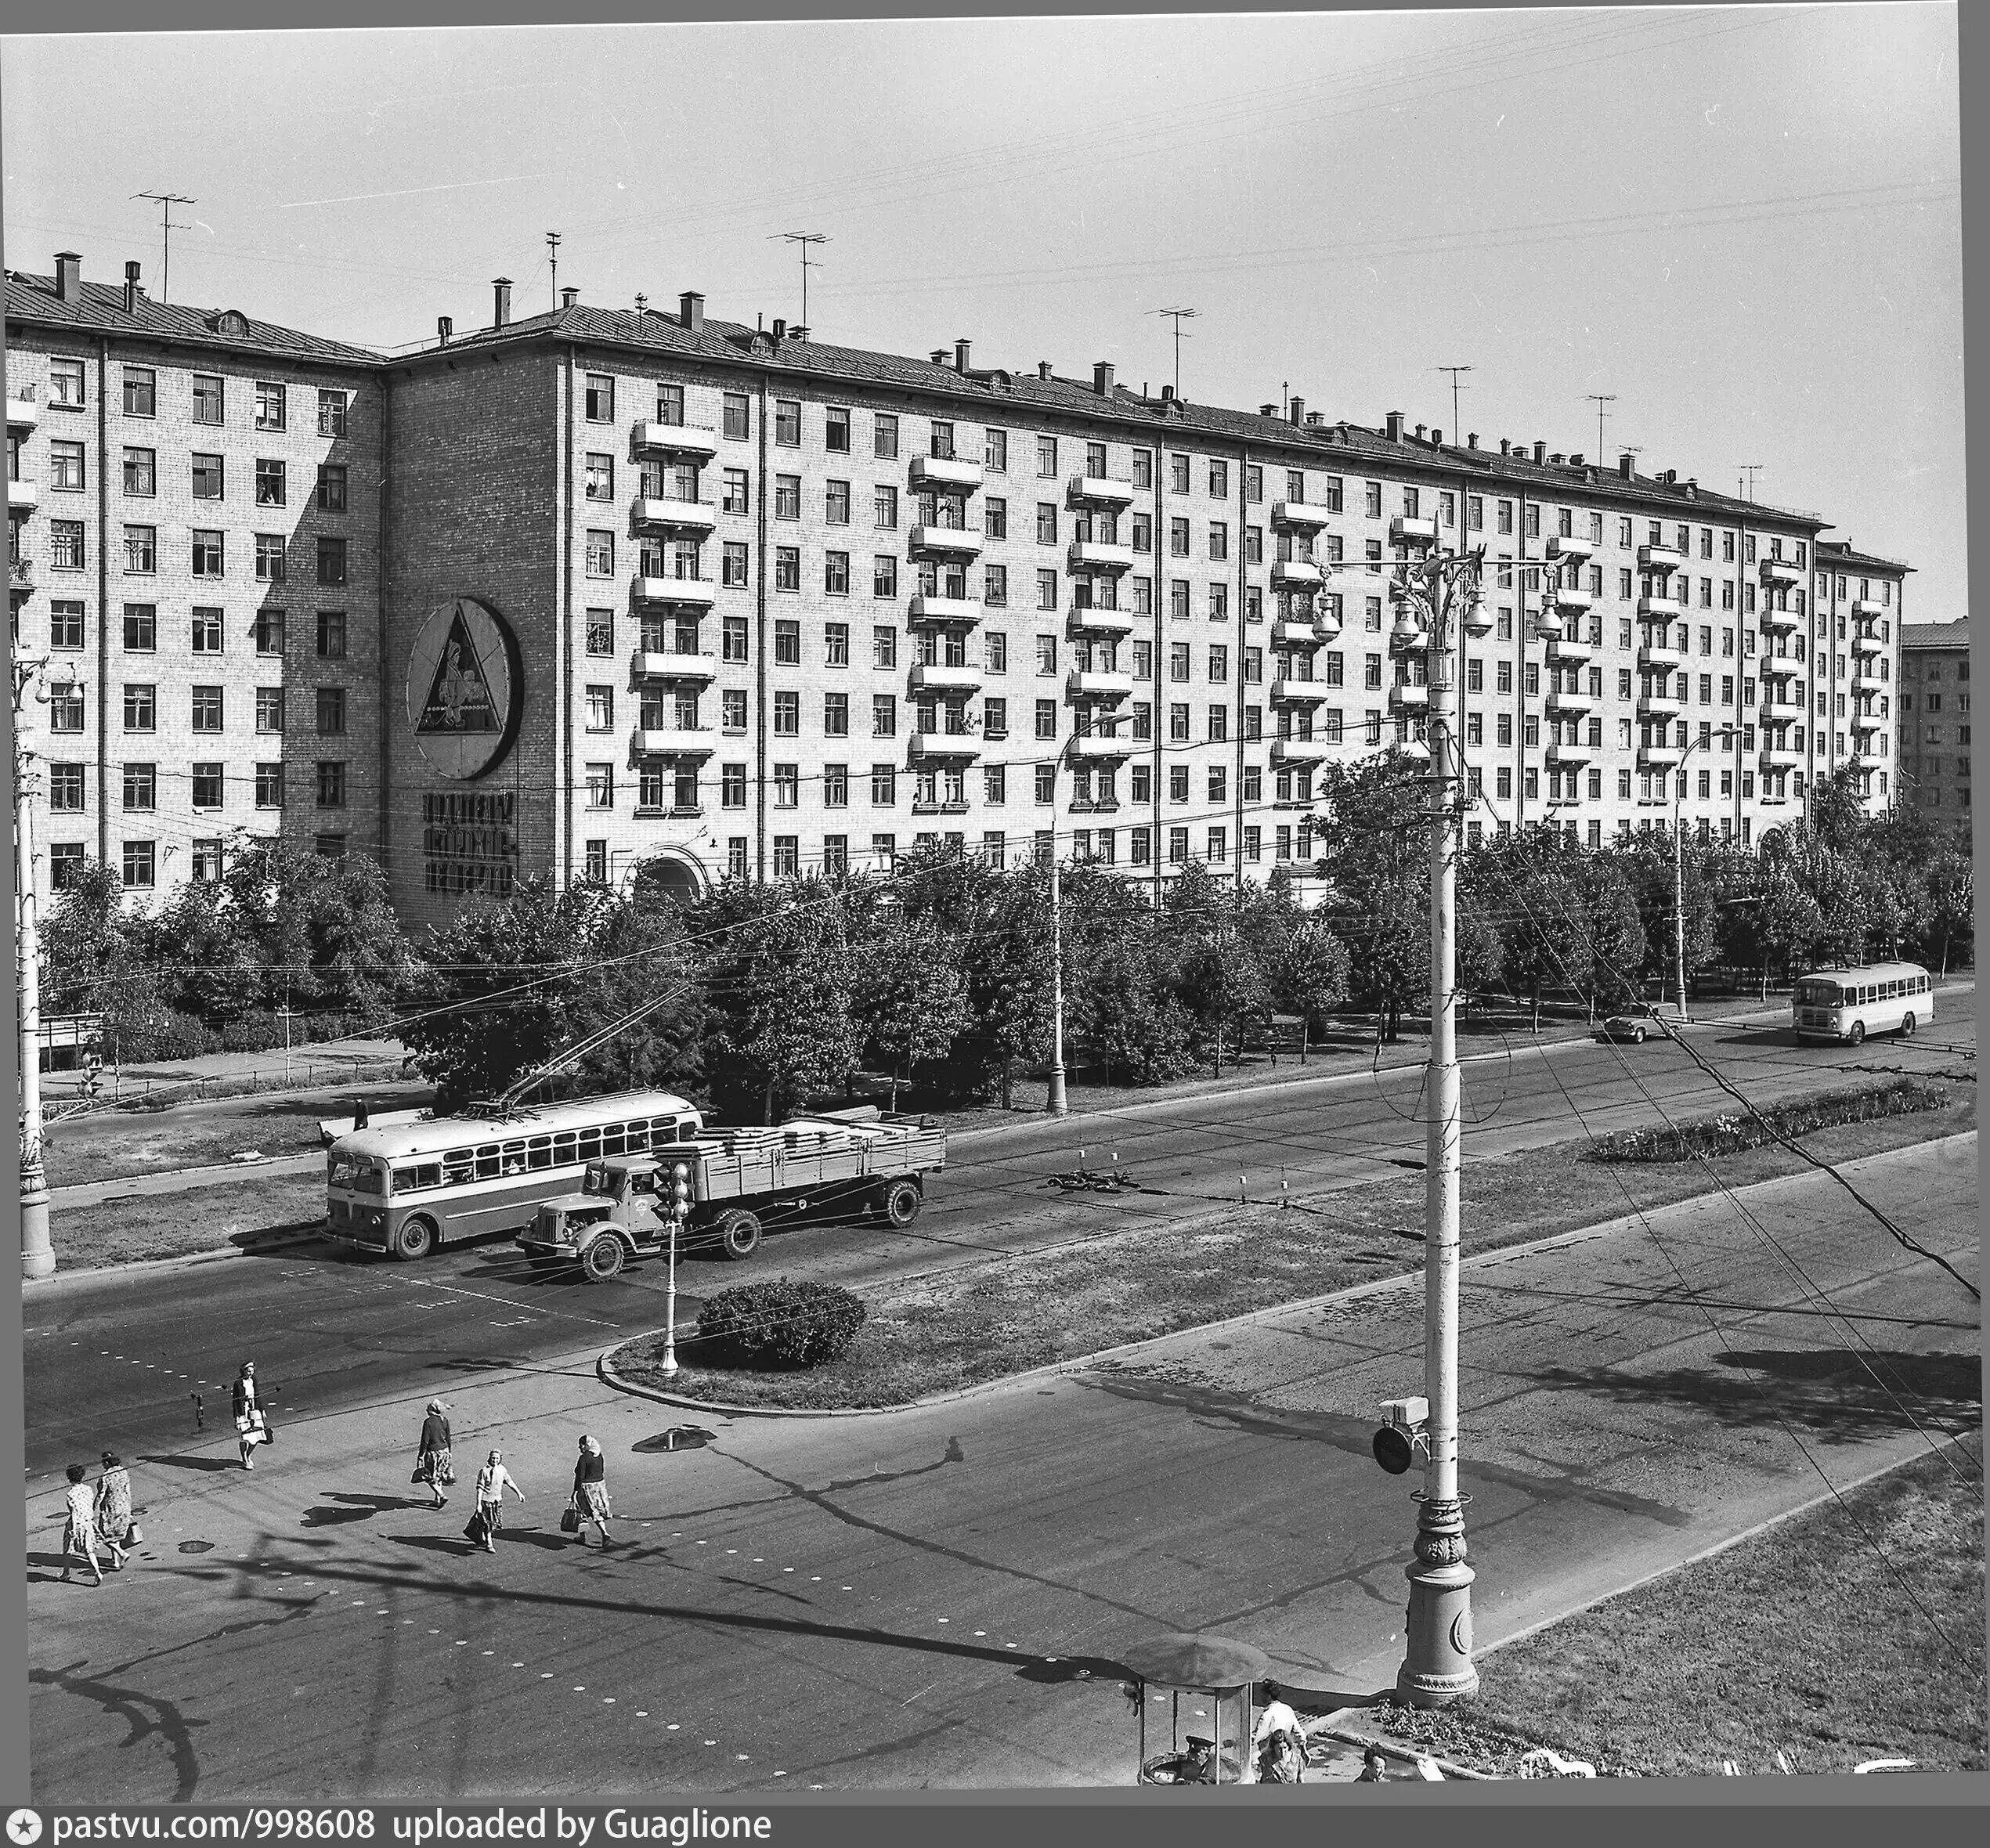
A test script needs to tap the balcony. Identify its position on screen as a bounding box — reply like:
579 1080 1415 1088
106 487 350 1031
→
909 799 972 818
909 454 984 496
910 662 983 698
1553 584 1595 615
1270 678 1330 706
1546 690 1594 720
1066 670 1134 702
1637 692 1684 720
1390 515 1437 547
1760 558 1802 588
1759 743 1804 771
1853 709 1884 735
1761 604 1802 633
630 725 715 760
9 558 34 595
1851 597 1886 619
1270 499 1331 532
1067 539 1134 573
1638 641 1685 671
1852 665 1886 695
1546 634 1594 668
1272 619 1325 650
632 575 716 608
1066 604 1138 641
908 594 981 626
1638 543 1685 571
631 420 721 463
1067 473 1136 511
908 730 981 761
1270 560 1324 593
631 648 719 684
631 494 719 536
7 477 38 513
1637 743 1684 769
1272 735 1331 765
1851 627 1884 657
1068 731 1136 760
1548 533 1595 565
1547 741 1593 768
5 389 38 429
1637 594 1688 623
1387 682 1428 717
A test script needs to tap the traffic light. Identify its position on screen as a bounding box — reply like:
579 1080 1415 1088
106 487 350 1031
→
80 1054 103 1101
1372 1395 1430 1476
671 1161 692 1218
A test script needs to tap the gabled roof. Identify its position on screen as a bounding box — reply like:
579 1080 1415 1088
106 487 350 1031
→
1901 619 1967 650
1815 538 1912 575
5 269 381 369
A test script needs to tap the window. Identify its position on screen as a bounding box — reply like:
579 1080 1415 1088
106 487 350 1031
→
585 453 615 501
256 458 287 507
190 372 223 424
189 606 224 655
869 763 897 807
825 551 850 595
316 462 349 513
255 381 286 431
584 763 614 809
47 763 85 813
585 684 614 732
255 686 286 735
717 540 748 589
775 399 801 446
826 406 851 453
318 388 349 438
316 761 348 808
47 681 84 731
1035 698 1058 740
583 840 609 884
50 522 85 571
1209 459 1229 499
585 374 614 423
825 479 851 525
775 547 800 592
122 366 156 416
316 537 347 586
771 619 801 666
121 446 154 496
122 684 157 733
873 694 897 737
824 691 850 735
49 359 85 408
121 762 157 810
718 763 749 810
721 392 751 441
120 840 156 890
122 605 156 651
930 421 955 460
191 685 224 733
255 608 286 656
773 763 799 807
182 525 223 578
1209 522 1229 561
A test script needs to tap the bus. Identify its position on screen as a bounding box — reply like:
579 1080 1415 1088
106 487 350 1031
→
324 1089 704 1260
1792 962 1934 1047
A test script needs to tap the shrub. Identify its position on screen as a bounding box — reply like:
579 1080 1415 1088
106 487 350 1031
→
108 1005 221 1062
1585 1079 1948 1164
695 1278 867 1370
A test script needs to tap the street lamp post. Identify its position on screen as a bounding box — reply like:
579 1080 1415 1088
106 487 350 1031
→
14 655 70 1280
1668 726 1738 1024
1047 843 1067 1117
1388 537 1487 1706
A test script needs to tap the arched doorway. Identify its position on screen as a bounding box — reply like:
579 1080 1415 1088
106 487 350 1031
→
632 850 708 905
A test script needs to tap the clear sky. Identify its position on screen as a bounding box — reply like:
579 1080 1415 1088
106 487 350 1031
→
2 5 1963 609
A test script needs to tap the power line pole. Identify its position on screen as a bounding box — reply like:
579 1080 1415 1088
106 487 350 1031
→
1150 306 1198 396
1436 365 1472 439
1586 393 1617 461
13 655 70 1280
547 230 562 309
132 192 196 305
772 232 829 332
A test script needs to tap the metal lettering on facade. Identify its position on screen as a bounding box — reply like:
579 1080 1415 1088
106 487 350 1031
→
421 790 518 895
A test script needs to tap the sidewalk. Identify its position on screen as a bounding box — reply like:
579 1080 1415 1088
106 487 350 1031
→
42 1035 411 1107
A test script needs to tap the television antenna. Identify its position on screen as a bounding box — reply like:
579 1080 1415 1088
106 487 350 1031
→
771 232 830 333
1586 394 1617 462
1436 365 1472 439
1150 306 1198 396
547 231 562 310
132 192 196 305
1739 464 1764 501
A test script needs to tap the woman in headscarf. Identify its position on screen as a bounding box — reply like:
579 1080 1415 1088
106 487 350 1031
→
414 1399 453 1509
569 1435 613 1548
95 1453 135 1560
470 1448 525 1554
232 1363 268 1470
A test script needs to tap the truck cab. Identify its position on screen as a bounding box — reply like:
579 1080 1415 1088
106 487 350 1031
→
521 1157 671 1281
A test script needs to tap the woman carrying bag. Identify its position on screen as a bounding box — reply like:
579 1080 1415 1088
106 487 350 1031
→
467 1449 524 1554
566 1435 613 1548
232 1363 271 1469
413 1400 454 1510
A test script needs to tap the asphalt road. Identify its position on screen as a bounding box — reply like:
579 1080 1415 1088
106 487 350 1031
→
23 995 1974 1485
24 1136 1980 1798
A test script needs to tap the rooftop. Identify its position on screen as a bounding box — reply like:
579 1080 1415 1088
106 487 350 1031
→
1901 619 1968 651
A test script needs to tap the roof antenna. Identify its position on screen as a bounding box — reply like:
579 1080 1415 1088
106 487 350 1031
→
132 191 196 305
1585 392 1616 463
1438 365 1474 440
546 230 562 311
1150 306 1198 398
771 232 829 334
1739 463 1764 501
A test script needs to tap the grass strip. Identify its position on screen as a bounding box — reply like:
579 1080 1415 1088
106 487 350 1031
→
610 1092 1975 1412
47 1174 326 1272
1349 1442 1986 1777
1586 1078 1952 1165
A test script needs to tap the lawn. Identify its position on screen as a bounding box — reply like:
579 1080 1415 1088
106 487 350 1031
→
610 1085 1976 1411
1345 1441 1986 1777
47 1174 326 1272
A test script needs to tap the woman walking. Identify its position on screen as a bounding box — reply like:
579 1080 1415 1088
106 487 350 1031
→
414 1400 453 1509
60 1465 110 1584
569 1435 613 1548
95 1453 135 1565
471 1449 525 1554
232 1363 269 1470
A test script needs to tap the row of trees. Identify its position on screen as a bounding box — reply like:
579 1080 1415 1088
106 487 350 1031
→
38 760 1972 1115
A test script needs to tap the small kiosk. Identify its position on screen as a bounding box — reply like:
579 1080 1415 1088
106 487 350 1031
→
1120 1632 1269 1786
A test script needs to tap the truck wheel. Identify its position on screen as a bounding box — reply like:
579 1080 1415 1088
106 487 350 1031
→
580 1236 627 1283
392 1217 437 1261
716 1209 762 1261
880 1179 923 1227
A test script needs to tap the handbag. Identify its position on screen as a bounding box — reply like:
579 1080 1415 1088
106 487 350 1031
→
464 1511 489 1545
559 1504 581 1535
411 1466 428 1485
126 1522 144 1547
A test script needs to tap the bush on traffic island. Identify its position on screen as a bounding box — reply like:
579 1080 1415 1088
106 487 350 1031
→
695 1278 868 1370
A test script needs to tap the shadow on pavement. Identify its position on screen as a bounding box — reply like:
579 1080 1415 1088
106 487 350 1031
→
139 1453 241 1474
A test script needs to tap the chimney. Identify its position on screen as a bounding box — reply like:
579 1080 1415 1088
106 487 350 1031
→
930 348 948 365
1661 468 1678 485
1432 429 1443 447
1385 410 1405 442
1260 403 1278 417
1618 453 1635 479
773 319 787 341
54 251 81 301
1306 412 1325 427
955 338 972 373
1500 439 1511 456
1570 453 1584 467
1161 384 1176 403
1414 423 1426 442
1290 395 1305 425
1468 432 1479 449
492 277 512 328
437 316 453 345
1533 440 1547 464
680 291 704 334
123 260 141 315
789 326 808 343
560 286 579 311
1685 479 1699 499
1093 360 1114 396
1038 359 1053 380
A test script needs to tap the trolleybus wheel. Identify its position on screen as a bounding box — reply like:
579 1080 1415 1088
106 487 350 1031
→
717 1209 763 1261
392 1217 436 1262
580 1236 627 1283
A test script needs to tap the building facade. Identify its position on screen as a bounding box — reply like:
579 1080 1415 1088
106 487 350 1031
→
1898 618 1970 826
8 251 1912 926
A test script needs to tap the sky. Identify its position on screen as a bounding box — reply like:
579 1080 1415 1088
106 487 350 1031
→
1 5 1964 611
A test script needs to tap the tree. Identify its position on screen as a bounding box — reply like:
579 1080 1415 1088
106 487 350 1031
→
220 839 417 1021
854 917 971 1110
1479 831 1590 1032
1310 749 1435 1042
958 864 1054 1108
1161 862 1273 1074
1921 846 1975 976
1579 854 1648 1020
1808 765 1872 854
1277 915 1352 1060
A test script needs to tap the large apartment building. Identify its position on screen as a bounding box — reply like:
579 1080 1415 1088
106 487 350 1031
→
1898 618 1970 826
8 252 1912 927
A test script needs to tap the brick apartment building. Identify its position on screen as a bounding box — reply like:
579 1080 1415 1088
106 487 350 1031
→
8 251 1912 927
1898 618 1970 827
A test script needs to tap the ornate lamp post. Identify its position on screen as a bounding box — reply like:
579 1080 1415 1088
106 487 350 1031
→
1385 530 1488 1705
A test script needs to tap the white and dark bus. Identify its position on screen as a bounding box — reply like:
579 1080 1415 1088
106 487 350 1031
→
325 1090 704 1259
1792 962 1934 1047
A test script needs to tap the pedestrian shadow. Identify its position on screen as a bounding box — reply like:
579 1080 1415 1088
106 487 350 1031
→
385 1534 473 1557
139 1453 240 1474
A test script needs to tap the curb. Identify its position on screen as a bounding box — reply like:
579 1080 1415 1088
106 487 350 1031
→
22 1227 330 1296
592 1130 1977 1421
